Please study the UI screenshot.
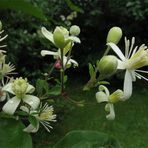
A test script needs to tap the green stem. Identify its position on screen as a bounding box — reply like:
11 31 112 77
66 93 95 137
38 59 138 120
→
103 46 110 56
60 48 65 93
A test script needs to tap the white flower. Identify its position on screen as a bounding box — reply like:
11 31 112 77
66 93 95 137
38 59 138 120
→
107 37 148 100
41 49 78 68
41 26 81 46
23 103 56 133
2 77 40 115
96 85 123 120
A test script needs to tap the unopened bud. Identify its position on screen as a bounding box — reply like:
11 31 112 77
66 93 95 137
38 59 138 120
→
54 59 62 69
106 27 122 44
70 25 80 36
97 55 117 77
53 27 66 49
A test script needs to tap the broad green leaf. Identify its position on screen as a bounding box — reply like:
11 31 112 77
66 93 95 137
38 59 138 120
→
53 130 121 148
0 118 32 148
35 79 49 96
0 0 47 21
65 0 84 13
48 85 61 96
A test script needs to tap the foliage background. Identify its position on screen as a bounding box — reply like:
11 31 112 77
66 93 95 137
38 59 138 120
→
0 0 148 81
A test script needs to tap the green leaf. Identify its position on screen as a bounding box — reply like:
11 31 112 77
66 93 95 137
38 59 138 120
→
0 118 32 148
88 63 95 77
65 0 84 13
0 0 47 21
48 85 61 96
64 75 68 83
98 81 110 85
28 115 38 128
36 79 49 96
53 130 121 148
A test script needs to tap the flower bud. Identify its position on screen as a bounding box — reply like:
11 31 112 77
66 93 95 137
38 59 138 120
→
54 59 62 69
70 25 80 36
106 27 122 44
109 89 123 103
12 77 28 99
97 55 118 77
0 21 2 31
53 27 67 49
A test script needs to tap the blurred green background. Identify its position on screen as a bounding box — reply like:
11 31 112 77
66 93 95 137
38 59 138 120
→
0 0 148 82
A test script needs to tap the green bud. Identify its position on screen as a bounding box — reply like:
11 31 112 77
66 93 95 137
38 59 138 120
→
53 27 66 49
0 21 2 31
109 89 123 103
12 77 28 99
97 55 118 77
70 25 80 36
106 27 122 44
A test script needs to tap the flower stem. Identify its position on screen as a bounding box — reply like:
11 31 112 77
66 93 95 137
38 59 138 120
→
103 46 110 56
60 48 64 93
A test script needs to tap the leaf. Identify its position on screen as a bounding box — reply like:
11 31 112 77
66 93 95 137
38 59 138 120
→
28 115 38 128
65 0 84 13
53 130 121 148
48 85 61 96
0 0 47 21
0 118 32 148
98 81 110 85
35 79 49 96
88 63 95 77
64 75 68 83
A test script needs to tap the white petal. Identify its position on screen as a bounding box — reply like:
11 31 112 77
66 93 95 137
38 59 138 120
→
67 36 81 43
23 123 39 133
41 27 54 44
26 84 35 94
2 83 15 95
2 96 21 115
99 85 110 96
117 59 126 70
41 50 58 57
69 59 79 67
105 103 115 120
107 43 126 61
96 91 108 103
23 95 40 109
122 70 133 100
20 106 29 113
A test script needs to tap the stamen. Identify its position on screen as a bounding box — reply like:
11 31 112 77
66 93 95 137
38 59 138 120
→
135 72 148 81
128 37 135 59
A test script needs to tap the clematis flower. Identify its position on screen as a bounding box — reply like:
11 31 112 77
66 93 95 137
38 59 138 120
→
107 37 148 100
0 29 8 48
41 49 78 68
2 77 40 115
96 85 123 120
41 26 80 49
23 103 56 133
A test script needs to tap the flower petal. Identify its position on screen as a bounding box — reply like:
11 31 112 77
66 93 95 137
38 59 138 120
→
67 36 81 43
117 59 126 70
2 96 21 115
107 43 126 61
26 84 35 94
23 95 40 109
122 70 133 100
41 50 59 57
2 83 15 95
41 27 54 44
69 59 79 67
23 123 39 133
105 103 115 120
96 91 108 103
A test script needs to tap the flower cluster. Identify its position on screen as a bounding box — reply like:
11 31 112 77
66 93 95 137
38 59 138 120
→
86 26 148 120
0 21 56 133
